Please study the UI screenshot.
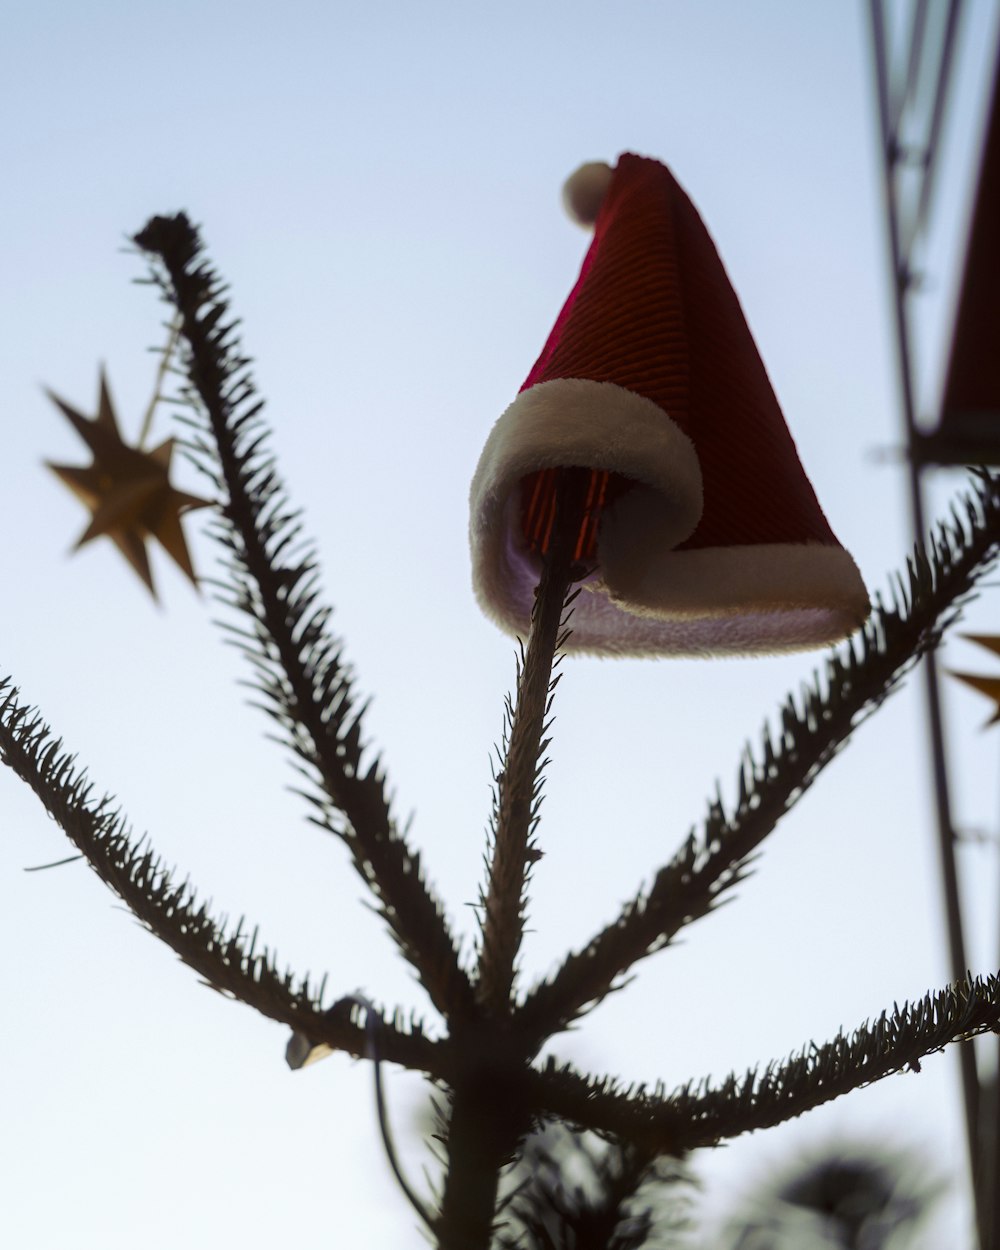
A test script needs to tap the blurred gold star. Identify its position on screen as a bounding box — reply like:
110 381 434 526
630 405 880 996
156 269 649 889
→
950 671 1000 726
950 634 1000 727
962 634 1000 660
46 369 212 598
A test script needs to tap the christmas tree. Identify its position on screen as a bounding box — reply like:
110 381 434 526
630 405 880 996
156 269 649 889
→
6 161 1000 1245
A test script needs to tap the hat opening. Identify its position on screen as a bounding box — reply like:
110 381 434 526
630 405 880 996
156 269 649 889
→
519 465 638 562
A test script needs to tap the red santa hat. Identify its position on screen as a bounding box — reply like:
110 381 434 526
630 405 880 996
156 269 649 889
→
469 153 869 657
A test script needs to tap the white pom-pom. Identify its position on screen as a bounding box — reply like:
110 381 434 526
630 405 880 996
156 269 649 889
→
561 161 613 227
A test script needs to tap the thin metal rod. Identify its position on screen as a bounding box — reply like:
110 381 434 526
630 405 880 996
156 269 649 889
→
897 0 930 137
991 810 1000 1250
914 1 963 238
868 5 984 1245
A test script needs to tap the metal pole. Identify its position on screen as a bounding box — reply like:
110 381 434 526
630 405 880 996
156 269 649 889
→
867 4 984 1245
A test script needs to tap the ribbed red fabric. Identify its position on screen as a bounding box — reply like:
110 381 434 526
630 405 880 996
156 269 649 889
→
520 153 840 550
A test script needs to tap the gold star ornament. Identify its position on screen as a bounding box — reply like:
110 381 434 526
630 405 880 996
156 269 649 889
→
46 369 212 598
950 634 1000 727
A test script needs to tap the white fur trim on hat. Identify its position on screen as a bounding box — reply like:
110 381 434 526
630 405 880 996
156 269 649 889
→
552 561 866 657
471 378 702 644
469 378 869 657
562 161 614 227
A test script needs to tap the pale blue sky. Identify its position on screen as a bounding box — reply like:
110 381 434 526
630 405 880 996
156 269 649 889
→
2 3 999 1246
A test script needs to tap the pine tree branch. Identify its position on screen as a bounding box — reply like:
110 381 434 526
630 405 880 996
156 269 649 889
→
517 472 1000 1039
497 1126 680 1250
526 971 1000 1153
476 470 588 1015
436 471 591 1249
0 679 449 1080
131 214 475 1025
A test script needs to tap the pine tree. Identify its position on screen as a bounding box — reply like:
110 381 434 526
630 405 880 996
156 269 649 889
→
4 212 1000 1249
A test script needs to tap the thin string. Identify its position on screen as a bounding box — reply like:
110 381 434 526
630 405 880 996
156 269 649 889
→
346 994 440 1239
137 317 182 449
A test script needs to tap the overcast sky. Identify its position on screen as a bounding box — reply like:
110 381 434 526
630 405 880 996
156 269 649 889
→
2 3 1000 1247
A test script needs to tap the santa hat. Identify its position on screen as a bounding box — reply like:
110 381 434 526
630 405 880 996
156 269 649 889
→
469 153 869 657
